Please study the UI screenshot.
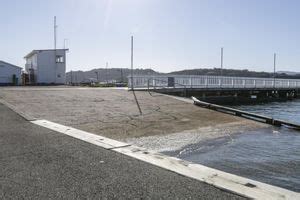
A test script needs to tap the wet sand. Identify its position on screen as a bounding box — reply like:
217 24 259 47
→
0 87 268 143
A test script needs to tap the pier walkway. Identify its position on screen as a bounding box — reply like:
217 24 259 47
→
129 75 300 90
129 75 300 100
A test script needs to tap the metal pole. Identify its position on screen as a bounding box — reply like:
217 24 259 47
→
221 47 223 76
130 36 142 115
131 36 134 90
273 53 276 78
274 53 276 87
120 68 123 83
54 16 57 83
54 16 57 50
106 62 108 84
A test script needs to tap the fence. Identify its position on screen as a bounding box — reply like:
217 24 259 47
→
128 75 300 89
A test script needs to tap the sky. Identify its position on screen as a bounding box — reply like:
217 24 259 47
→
1 0 300 73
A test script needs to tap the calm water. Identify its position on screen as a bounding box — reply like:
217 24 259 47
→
165 99 300 192
233 99 300 125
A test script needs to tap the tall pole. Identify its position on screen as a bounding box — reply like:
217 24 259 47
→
106 62 108 83
120 68 123 83
54 16 57 50
273 53 276 78
130 36 142 115
131 36 134 90
220 47 223 76
54 16 58 83
71 70 73 85
273 53 276 87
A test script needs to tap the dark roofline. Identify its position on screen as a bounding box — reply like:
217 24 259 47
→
0 60 22 69
24 49 69 58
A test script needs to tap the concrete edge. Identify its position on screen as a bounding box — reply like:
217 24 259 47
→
31 120 129 149
31 119 299 200
0 99 36 121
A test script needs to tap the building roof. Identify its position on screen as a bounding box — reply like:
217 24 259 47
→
0 60 22 69
24 49 69 59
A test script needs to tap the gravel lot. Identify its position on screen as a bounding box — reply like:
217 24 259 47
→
0 87 268 144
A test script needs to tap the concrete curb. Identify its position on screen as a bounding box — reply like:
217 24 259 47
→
32 119 299 200
32 120 129 149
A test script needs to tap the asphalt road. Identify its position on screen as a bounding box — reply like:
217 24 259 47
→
0 103 245 199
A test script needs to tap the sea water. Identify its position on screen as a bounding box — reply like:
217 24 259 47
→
164 99 300 192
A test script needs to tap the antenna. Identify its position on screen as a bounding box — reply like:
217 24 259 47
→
54 16 57 49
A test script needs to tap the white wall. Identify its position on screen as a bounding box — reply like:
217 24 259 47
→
0 62 22 85
26 50 66 84
25 54 38 70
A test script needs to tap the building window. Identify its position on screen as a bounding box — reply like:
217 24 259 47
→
56 55 64 63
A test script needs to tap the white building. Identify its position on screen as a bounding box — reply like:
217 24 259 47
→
24 49 68 84
0 60 22 85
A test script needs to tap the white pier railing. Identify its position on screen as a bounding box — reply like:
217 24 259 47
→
128 75 300 89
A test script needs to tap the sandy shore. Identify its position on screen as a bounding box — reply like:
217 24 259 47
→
125 120 268 152
0 87 269 145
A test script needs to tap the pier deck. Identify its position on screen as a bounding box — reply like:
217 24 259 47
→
129 75 300 100
129 75 300 90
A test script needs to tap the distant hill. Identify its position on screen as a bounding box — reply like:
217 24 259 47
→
277 71 300 76
66 68 160 83
66 67 300 84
